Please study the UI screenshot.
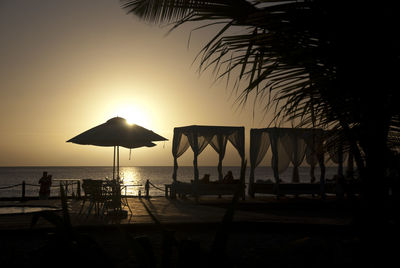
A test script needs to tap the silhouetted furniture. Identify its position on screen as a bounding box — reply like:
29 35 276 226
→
102 179 132 216
79 179 105 216
168 181 245 200
79 179 132 217
252 182 321 197
53 179 81 199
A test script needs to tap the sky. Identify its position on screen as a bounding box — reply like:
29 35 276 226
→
0 0 272 167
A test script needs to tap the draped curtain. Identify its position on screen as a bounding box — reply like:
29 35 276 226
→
227 131 245 159
303 130 324 182
250 128 326 188
326 134 348 176
249 130 271 188
186 131 211 181
282 131 307 183
227 129 245 181
209 134 228 180
269 129 293 182
172 131 190 181
172 126 245 182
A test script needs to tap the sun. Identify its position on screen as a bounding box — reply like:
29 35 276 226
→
115 106 150 128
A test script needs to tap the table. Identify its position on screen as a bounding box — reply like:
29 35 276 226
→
53 179 81 199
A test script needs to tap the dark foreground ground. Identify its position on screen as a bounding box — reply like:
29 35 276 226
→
0 195 398 267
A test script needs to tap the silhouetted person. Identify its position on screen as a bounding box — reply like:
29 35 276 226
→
223 170 234 183
39 171 52 199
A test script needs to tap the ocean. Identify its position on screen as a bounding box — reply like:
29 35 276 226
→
0 166 338 198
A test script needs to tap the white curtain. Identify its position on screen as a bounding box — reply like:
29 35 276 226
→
326 134 348 176
209 134 228 180
172 132 190 181
282 131 307 183
227 130 245 159
269 129 292 183
187 132 211 181
210 128 245 180
172 126 245 182
276 134 292 174
186 133 210 155
303 130 324 182
249 130 271 186
250 127 329 199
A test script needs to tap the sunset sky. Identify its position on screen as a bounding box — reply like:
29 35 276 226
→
0 0 272 167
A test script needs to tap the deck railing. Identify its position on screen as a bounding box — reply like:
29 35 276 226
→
0 179 166 200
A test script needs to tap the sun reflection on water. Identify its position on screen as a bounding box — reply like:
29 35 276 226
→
118 167 142 196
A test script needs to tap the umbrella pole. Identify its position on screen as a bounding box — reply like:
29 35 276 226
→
117 145 120 180
113 146 116 181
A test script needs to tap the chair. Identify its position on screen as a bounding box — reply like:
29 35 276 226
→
119 184 133 214
101 179 132 216
79 179 106 216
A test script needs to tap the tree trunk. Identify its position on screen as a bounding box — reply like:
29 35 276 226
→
356 110 393 266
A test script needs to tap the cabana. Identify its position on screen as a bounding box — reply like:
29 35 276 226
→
249 128 327 197
169 125 246 199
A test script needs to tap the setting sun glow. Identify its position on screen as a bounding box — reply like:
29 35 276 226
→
114 106 150 128
0 1 269 167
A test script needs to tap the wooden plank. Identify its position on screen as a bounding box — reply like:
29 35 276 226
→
0 196 352 231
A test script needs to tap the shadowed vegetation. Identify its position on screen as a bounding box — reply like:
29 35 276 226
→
120 1 400 264
120 0 400 215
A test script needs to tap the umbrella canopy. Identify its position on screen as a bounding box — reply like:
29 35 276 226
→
67 117 168 180
67 117 167 148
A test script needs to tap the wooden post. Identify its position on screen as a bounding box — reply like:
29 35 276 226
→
21 181 26 200
145 179 150 198
64 181 68 198
193 132 199 182
77 180 81 199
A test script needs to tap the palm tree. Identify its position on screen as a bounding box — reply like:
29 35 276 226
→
120 0 400 215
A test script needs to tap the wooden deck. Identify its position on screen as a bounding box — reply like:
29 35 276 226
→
0 196 353 231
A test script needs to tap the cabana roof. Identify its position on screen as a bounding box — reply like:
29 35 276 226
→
174 125 244 135
172 125 245 181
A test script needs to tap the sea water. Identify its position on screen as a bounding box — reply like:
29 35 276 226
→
0 166 338 198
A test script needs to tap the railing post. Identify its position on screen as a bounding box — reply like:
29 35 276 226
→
77 180 81 199
21 181 26 201
145 179 150 199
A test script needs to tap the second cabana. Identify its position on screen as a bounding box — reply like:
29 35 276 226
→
249 127 326 197
170 125 246 199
